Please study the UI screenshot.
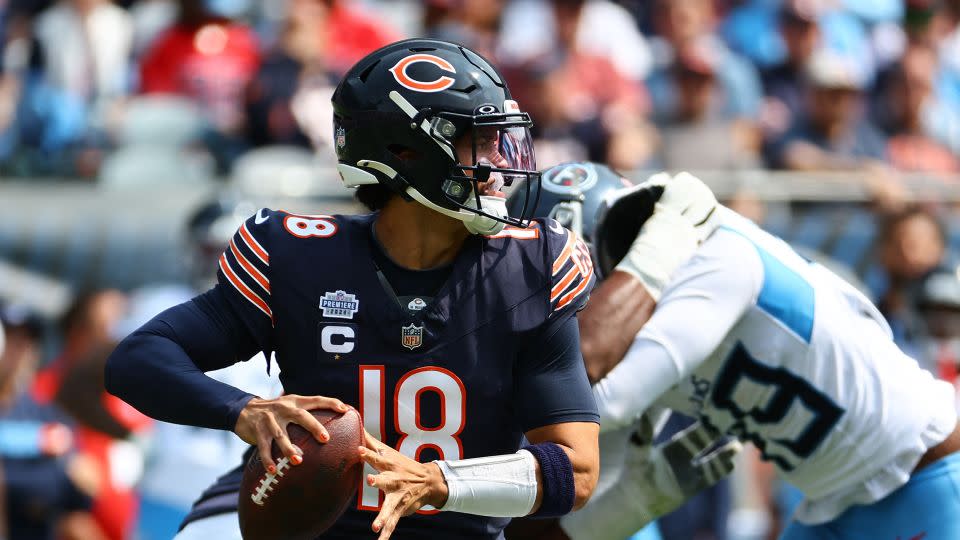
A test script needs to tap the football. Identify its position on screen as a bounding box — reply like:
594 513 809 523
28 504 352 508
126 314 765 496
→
238 407 364 540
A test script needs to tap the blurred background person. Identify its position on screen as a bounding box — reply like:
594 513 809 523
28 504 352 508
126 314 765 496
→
31 290 151 540
137 0 260 172
646 0 763 122
425 0 505 59
766 47 886 171
317 0 401 77
499 0 653 83
760 0 824 139
914 265 960 412
505 0 652 170
0 1 959 538
653 37 762 170
244 0 334 150
0 303 108 540
875 42 960 173
33 0 133 119
871 206 949 352
0 0 132 177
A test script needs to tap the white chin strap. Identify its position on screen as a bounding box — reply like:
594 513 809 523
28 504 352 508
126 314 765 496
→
405 187 507 235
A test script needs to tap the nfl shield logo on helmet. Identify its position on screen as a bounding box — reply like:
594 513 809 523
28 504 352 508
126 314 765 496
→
401 323 423 350
335 126 346 149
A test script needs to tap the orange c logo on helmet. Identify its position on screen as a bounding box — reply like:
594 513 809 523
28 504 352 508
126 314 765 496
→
389 54 457 93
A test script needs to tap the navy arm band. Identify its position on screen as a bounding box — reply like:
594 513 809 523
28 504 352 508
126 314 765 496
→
523 442 576 518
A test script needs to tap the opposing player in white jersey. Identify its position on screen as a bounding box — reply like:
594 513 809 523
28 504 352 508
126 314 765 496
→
505 163 744 540
521 162 960 540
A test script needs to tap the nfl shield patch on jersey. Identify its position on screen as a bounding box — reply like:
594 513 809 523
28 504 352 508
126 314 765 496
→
401 323 423 350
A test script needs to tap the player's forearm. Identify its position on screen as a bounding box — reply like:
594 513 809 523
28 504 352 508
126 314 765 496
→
525 422 600 512
106 289 265 430
592 338 683 432
578 271 656 383
105 325 254 431
433 423 599 518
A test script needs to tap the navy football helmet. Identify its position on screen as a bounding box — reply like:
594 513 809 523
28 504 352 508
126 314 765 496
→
332 39 541 235
185 194 257 290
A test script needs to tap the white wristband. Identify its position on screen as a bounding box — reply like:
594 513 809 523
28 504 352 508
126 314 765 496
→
435 450 538 517
613 202 698 300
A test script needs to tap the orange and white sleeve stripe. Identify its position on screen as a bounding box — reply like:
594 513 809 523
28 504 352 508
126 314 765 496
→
218 218 272 321
550 231 595 313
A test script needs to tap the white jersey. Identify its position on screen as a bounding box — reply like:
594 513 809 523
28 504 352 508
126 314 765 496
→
593 207 957 524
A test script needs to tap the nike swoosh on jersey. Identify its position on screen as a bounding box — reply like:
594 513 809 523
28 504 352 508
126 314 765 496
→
255 209 269 224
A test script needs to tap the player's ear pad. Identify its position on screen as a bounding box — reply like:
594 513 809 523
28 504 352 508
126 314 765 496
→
594 184 664 277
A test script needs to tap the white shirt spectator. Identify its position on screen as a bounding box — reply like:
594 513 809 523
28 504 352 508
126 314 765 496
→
34 0 134 101
499 0 652 81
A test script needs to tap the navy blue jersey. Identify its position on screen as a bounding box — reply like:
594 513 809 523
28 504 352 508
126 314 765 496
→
212 210 598 539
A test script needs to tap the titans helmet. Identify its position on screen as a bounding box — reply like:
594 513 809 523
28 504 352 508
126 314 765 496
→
507 161 637 279
332 39 540 235
185 194 258 290
507 161 633 241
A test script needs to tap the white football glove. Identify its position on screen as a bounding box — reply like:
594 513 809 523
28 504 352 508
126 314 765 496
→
614 171 720 299
560 414 741 540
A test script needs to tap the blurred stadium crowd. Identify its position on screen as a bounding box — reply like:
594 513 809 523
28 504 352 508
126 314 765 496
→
3 0 960 539
1 0 960 181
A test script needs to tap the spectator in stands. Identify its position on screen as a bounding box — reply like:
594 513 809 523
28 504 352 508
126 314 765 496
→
32 290 128 407
426 0 505 60
914 266 960 412
510 57 594 167
139 0 260 170
761 0 824 138
906 0 960 155
646 0 763 121
499 0 653 83
878 43 960 173
320 0 402 77
0 304 107 540
0 0 132 177
654 37 762 170
505 0 652 169
767 48 887 170
422 0 456 33
33 0 133 107
245 0 333 149
32 290 152 540
875 206 948 350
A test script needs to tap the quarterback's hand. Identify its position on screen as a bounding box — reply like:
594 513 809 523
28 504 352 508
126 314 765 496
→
611 172 719 299
358 431 448 540
560 414 741 540
234 394 348 474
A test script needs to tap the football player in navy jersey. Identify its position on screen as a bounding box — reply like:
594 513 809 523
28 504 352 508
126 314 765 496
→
106 39 606 540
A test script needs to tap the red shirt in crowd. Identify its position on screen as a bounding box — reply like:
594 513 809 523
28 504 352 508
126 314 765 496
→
323 2 401 76
139 20 261 132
